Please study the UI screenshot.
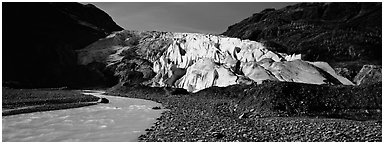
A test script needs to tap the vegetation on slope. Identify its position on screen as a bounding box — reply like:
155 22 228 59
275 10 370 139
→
223 3 381 65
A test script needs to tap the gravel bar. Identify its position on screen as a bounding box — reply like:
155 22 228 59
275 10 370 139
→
107 84 382 142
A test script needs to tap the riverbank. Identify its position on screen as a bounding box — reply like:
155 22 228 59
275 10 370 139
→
106 82 382 142
2 87 100 116
2 90 164 142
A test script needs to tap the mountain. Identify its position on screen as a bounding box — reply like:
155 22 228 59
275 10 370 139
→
3 2 123 88
3 2 379 91
222 2 381 66
79 3 381 92
78 30 353 93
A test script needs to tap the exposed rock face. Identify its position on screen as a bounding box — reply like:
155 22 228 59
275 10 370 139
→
222 2 381 64
78 30 353 92
354 65 382 85
3 2 123 88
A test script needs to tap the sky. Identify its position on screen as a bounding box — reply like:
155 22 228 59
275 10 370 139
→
87 2 298 34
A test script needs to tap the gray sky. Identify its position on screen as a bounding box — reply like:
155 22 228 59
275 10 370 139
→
88 2 298 34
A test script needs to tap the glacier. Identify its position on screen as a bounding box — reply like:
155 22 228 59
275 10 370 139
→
77 30 353 93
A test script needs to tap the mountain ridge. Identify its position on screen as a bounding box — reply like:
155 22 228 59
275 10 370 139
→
222 2 381 64
3 2 123 88
3 2 381 90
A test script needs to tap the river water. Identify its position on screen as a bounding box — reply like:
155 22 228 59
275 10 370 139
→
2 90 165 142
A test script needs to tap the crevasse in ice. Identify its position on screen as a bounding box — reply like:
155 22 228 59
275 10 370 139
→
77 30 353 93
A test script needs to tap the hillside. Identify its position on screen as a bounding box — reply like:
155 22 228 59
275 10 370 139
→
222 2 381 77
3 2 123 88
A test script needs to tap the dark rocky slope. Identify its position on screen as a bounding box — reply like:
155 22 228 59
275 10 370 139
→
3 2 123 88
107 81 381 141
222 2 381 80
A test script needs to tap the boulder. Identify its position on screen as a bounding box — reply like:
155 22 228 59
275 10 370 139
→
98 98 110 104
163 87 190 95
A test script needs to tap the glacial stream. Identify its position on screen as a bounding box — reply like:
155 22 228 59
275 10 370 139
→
2 90 165 142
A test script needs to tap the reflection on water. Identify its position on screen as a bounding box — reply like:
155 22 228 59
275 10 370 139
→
2 90 165 142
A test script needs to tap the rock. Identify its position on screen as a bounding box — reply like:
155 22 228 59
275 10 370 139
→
238 112 252 119
163 87 189 95
98 97 109 103
354 65 382 85
170 88 189 95
212 132 225 139
145 128 154 131
3 2 123 88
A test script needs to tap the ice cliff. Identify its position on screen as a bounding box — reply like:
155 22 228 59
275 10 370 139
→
77 30 353 93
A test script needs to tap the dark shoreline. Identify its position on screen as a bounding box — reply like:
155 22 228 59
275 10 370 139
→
2 88 100 116
106 82 382 142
